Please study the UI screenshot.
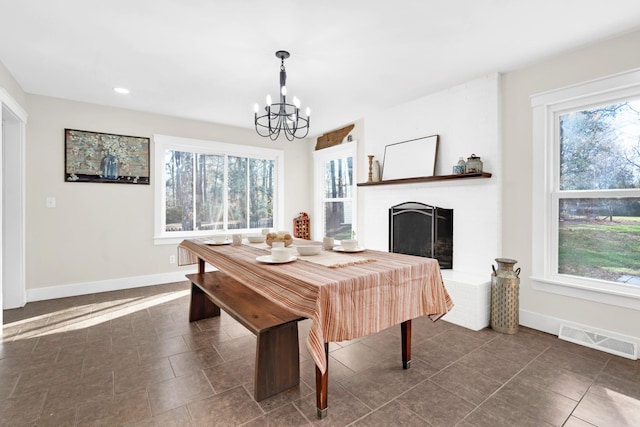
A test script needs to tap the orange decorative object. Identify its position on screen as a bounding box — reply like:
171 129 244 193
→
293 212 311 240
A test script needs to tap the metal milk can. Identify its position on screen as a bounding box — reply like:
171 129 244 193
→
490 258 520 334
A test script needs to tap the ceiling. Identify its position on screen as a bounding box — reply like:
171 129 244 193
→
1 1 640 138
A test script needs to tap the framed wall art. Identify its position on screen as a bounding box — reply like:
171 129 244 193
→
381 134 439 180
65 129 150 184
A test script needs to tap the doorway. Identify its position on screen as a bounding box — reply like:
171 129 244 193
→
1 89 27 329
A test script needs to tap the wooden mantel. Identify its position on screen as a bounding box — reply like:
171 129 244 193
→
357 172 492 187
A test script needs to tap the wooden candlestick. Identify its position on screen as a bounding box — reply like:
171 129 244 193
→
367 155 374 182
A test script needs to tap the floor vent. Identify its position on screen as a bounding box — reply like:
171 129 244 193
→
559 324 638 360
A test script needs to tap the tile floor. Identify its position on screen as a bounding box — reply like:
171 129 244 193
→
1 281 639 426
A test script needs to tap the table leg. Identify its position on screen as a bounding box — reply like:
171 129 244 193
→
315 342 329 418
401 320 412 369
198 258 205 273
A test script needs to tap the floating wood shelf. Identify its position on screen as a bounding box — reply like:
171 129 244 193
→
357 172 492 187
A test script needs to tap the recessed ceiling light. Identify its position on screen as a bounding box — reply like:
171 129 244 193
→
113 87 130 94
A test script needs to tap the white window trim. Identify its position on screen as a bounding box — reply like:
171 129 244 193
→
312 141 358 241
531 68 640 310
153 134 285 245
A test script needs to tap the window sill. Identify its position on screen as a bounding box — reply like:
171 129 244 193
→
154 236 190 245
531 275 640 311
154 232 215 245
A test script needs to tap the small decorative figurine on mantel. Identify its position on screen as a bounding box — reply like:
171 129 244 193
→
368 155 375 182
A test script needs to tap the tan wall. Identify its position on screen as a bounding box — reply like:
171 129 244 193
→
502 29 640 337
0 60 27 107
25 94 312 291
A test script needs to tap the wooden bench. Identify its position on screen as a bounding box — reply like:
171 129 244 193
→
186 271 304 401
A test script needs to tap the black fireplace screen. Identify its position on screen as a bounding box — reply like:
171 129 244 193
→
389 202 453 269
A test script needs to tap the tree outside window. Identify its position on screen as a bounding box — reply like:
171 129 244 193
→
323 156 353 239
313 142 357 242
154 135 283 244
557 100 640 282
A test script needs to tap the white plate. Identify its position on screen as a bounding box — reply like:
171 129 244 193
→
203 240 232 245
256 255 297 264
333 246 366 253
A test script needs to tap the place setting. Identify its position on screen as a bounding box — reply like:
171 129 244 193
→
255 232 299 263
293 237 373 268
332 239 365 253
256 246 298 264
202 235 232 245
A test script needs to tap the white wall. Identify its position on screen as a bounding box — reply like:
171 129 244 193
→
502 29 640 340
24 94 312 299
360 74 502 275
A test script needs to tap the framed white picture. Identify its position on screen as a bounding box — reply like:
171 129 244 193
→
382 134 439 180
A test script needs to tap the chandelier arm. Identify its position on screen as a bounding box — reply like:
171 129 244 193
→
283 118 295 141
272 113 286 141
255 117 275 138
292 116 310 139
283 115 293 134
255 107 309 139
267 119 279 140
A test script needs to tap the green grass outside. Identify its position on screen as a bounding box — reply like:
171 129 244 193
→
559 216 640 281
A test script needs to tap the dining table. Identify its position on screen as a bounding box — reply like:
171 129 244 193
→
178 237 454 418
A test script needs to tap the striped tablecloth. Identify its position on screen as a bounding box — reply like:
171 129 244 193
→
178 238 454 374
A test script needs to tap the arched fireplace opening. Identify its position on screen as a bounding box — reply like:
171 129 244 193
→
389 202 453 269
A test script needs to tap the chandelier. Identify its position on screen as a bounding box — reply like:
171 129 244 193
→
254 50 311 141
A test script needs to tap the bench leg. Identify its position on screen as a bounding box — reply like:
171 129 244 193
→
401 320 412 369
189 282 221 322
254 321 300 401
315 342 329 418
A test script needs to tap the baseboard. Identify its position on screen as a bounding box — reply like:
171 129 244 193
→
26 269 199 302
520 309 640 359
519 309 562 336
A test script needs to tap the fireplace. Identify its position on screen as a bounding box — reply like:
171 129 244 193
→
389 202 453 269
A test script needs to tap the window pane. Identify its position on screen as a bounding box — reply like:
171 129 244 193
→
195 153 224 231
249 158 274 229
324 201 353 239
324 157 353 199
165 150 193 231
558 198 640 281
559 101 640 191
228 156 247 230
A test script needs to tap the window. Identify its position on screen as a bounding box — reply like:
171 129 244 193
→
531 69 640 309
154 135 284 244
313 142 357 241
